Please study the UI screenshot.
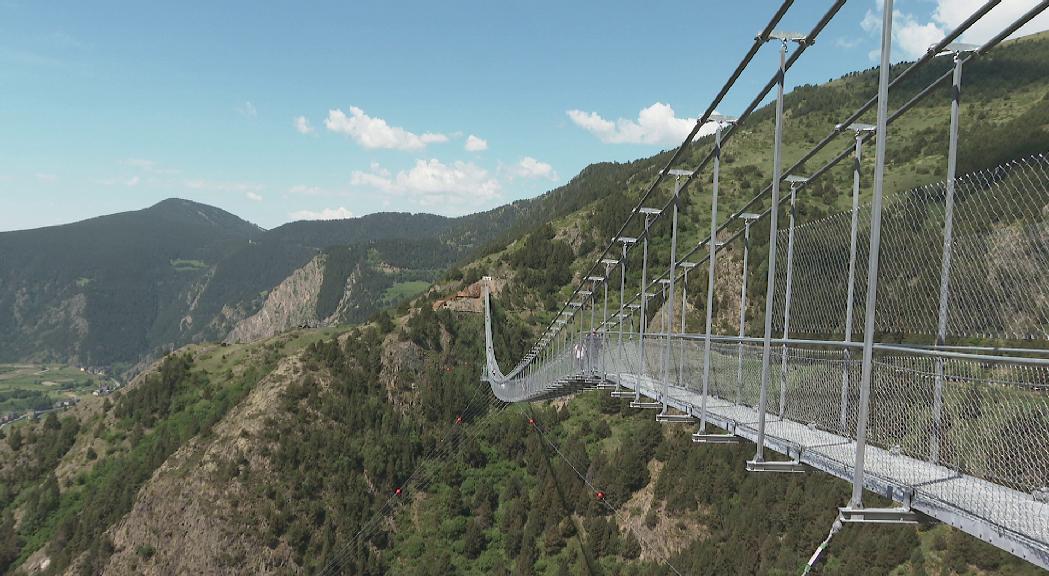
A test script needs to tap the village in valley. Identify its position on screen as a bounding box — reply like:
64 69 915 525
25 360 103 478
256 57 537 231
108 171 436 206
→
0 363 122 429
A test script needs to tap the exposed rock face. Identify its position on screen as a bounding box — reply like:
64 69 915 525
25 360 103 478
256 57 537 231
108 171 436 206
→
379 333 426 412
5 284 88 363
647 249 743 335
225 256 325 343
647 297 694 334
93 357 304 575
433 276 505 313
326 265 363 324
618 457 709 562
178 271 213 333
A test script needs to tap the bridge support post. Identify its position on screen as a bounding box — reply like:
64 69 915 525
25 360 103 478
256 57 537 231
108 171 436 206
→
658 278 672 394
848 0 891 512
839 124 874 435
736 214 758 406
677 262 696 389
602 278 608 378
617 247 625 392
631 210 661 407
612 238 637 398
570 302 584 379
560 317 567 359
751 33 800 468
698 119 734 438
657 171 692 424
637 219 651 403
931 45 974 465
777 176 805 419
630 292 663 409
612 305 641 399
579 300 587 358
589 287 596 335
600 259 616 383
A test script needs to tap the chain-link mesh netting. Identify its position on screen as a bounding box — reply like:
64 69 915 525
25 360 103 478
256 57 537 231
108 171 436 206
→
492 329 1049 552
486 155 1049 558
774 153 1049 341
767 347 1049 547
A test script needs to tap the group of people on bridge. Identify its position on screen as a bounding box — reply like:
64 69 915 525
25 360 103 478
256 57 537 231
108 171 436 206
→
572 330 603 377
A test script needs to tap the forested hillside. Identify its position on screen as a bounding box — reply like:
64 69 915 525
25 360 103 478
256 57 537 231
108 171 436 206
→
3 280 1041 574
1 31 1048 576
0 156 651 373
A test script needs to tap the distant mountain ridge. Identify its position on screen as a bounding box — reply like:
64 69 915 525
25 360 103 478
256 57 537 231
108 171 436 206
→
0 192 574 370
0 151 652 371
4 30 1049 373
4 31 1049 576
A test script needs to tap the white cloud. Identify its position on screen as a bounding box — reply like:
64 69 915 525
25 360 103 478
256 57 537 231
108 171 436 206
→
293 115 314 134
288 184 326 196
185 179 263 194
350 159 501 212
861 4 882 35
289 206 355 221
237 100 257 118
325 106 448 150
126 175 140 187
860 0 1049 62
245 191 263 202
861 4 945 61
508 156 558 181
566 102 717 146
121 158 179 175
35 173 57 183
464 134 488 151
897 16 948 59
123 158 156 170
933 0 1049 45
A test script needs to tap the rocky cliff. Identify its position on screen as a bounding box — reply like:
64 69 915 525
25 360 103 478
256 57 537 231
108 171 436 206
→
225 256 326 344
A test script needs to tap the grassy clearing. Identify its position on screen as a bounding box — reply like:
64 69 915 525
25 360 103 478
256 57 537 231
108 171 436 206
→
0 364 103 413
384 280 431 305
169 258 208 271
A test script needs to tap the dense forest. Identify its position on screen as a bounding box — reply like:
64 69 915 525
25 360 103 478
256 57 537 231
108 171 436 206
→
1 31 1048 576
2 281 1042 574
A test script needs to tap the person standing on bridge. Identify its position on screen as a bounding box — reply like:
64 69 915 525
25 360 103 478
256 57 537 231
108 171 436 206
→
574 339 586 374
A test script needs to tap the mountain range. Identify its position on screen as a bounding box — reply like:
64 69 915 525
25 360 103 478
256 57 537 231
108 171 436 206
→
2 30 1049 576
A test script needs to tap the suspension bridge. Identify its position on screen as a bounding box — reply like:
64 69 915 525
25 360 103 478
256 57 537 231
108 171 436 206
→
482 0 1049 571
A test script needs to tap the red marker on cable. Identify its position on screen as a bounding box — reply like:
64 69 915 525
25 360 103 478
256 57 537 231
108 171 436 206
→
394 487 402 496
595 491 606 501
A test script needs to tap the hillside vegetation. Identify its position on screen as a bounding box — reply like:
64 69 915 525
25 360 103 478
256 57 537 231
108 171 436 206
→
1 32 1049 576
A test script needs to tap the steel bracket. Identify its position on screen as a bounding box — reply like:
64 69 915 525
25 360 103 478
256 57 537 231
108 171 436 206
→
746 459 806 473
693 432 740 444
838 506 919 524
656 412 694 424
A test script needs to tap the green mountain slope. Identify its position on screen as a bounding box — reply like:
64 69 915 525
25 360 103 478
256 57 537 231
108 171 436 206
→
0 199 260 369
0 160 645 372
2 32 1049 576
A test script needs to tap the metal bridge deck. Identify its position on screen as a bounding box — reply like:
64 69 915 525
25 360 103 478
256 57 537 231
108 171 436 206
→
612 372 1049 569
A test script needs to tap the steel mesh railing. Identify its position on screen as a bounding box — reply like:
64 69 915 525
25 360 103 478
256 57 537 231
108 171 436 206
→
488 327 1049 552
484 154 1049 565
774 153 1049 341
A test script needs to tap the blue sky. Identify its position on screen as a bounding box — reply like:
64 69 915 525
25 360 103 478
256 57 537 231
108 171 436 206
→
1 0 1046 231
